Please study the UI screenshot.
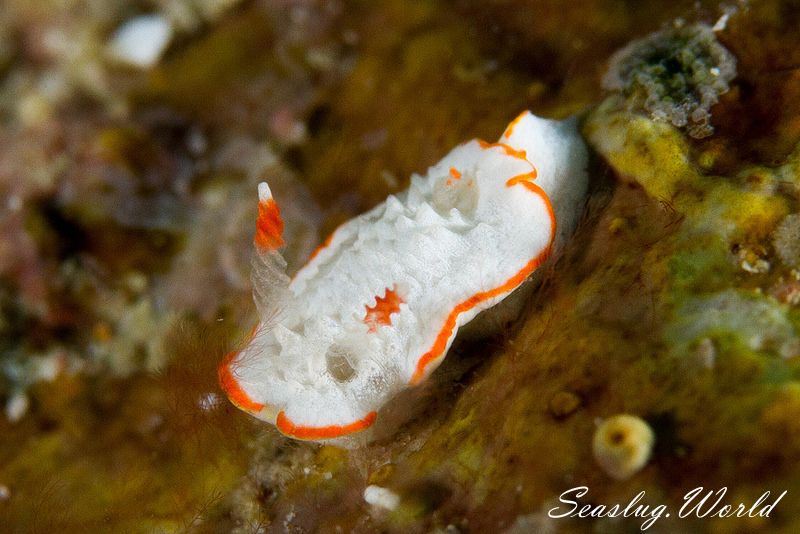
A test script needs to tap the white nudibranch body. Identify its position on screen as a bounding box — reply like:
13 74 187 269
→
219 111 588 441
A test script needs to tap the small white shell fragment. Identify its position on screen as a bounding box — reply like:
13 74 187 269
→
5 392 29 423
363 485 400 511
219 111 589 441
592 414 655 480
107 15 173 69
198 392 219 411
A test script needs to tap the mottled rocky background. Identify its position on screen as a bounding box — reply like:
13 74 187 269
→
2 0 800 532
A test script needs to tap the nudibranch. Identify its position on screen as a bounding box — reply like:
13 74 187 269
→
219 111 588 441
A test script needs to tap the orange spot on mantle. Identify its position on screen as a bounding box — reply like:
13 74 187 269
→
446 167 462 186
364 285 404 333
409 176 555 385
254 198 285 250
503 111 527 138
276 410 377 440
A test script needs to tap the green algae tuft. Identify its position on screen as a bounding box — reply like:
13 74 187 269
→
604 23 737 138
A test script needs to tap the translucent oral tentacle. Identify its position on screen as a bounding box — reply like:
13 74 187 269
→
252 182 292 325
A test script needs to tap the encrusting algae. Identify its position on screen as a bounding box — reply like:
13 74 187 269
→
773 214 800 270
